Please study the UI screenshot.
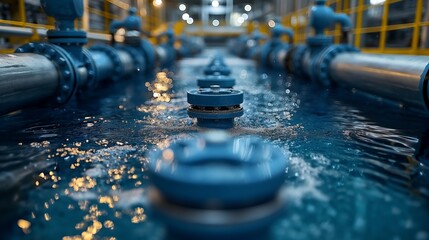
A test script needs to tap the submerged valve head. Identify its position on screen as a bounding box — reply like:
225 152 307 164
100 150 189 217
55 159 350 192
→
210 54 226 65
147 131 288 239
204 55 231 76
204 65 232 76
187 88 244 129
197 75 236 88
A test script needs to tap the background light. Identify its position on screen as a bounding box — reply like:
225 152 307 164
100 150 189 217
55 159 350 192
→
242 13 248 20
237 17 244 24
153 0 162 7
370 0 385 4
179 4 186 11
244 4 252 12
182 13 190 20
268 20 276 28
212 0 220 8
187 18 194 24
212 19 220 26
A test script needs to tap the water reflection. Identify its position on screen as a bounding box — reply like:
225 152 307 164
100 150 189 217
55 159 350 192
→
0 50 429 239
145 72 173 103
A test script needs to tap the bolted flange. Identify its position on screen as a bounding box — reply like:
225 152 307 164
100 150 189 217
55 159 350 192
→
312 44 359 86
89 45 124 82
288 45 308 78
15 42 78 105
141 39 157 71
116 45 146 73
197 75 236 88
147 131 288 239
187 88 244 129
79 48 98 92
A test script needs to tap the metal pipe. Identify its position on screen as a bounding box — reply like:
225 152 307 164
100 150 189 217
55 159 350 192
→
330 53 429 111
0 26 33 37
89 50 115 83
89 48 135 84
334 13 352 31
0 53 59 115
38 29 111 42
117 49 135 75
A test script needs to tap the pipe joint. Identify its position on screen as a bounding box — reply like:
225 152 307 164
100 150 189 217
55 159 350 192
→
334 13 352 31
89 45 126 82
15 42 80 105
310 44 359 86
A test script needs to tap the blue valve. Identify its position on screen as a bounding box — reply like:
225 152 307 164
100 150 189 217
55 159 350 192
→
109 7 141 34
187 87 244 129
157 24 176 46
260 17 294 69
245 27 268 59
147 131 288 239
286 0 358 85
204 55 232 77
16 0 94 105
197 75 236 88
41 0 83 31
271 17 294 45
308 0 352 49
156 24 177 68
41 0 87 60
109 7 157 73
204 65 232 76
210 54 226 66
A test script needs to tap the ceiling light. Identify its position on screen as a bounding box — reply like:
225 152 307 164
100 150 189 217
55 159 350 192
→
179 4 186 11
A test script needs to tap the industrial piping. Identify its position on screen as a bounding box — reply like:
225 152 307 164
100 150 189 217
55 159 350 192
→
285 0 429 112
0 0 203 116
329 53 429 111
229 19 294 70
259 17 294 69
0 0 138 115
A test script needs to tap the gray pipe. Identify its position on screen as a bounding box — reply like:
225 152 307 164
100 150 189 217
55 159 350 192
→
0 53 59 115
89 49 135 83
0 26 33 37
330 53 429 111
117 50 135 75
89 50 115 83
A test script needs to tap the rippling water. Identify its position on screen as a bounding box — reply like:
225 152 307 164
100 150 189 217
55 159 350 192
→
1 48 428 240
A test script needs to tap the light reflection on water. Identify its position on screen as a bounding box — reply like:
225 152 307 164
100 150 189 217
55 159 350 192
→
0 49 428 240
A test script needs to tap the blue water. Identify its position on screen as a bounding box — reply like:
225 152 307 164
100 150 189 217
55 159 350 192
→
1 48 428 240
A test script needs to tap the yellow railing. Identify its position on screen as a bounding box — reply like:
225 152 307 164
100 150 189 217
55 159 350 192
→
281 0 429 55
0 0 161 53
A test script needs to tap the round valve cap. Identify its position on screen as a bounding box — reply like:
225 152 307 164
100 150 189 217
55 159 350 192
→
204 65 232 76
197 75 236 88
147 131 289 209
187 88 243 107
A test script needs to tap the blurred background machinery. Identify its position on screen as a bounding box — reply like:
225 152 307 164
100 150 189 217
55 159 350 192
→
2 0 428 54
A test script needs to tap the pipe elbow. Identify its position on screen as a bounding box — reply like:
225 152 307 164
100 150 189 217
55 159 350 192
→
109 21 121 34
334 13 352 31
283 28 295 39
282 28 294 43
